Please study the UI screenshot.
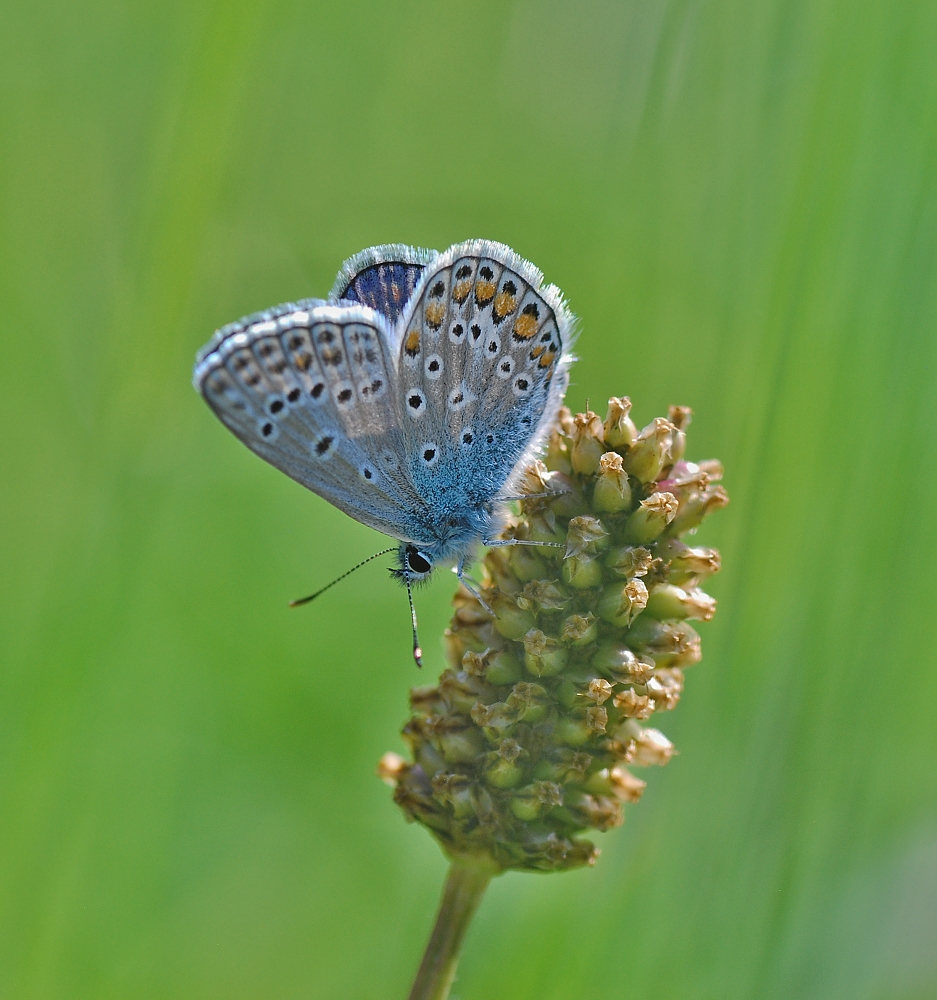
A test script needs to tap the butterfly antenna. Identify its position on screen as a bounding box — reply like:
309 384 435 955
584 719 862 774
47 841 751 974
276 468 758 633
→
404 567 423 668
289 547 397 607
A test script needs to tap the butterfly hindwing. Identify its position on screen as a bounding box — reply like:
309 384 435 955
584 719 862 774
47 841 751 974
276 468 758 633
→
194 300 430 539
329 244 436 326
394 240 576 509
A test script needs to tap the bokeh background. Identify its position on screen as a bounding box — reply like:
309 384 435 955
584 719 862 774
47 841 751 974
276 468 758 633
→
3 1 936 997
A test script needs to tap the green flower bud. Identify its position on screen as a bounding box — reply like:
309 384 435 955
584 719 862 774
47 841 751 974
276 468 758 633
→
383 397 727 874
561 612 599 645
626 616 702 668
622 417 675 483
523 628 569 676
654 538 722 585
608 766 647 803
511 780 564 821
613 721 676 767
645 583 717 621
506 682 550 724
623 491 679 543
430 716 488 764
545 428 573 474
646 668 684 711
612 687 654 719
565 791 623 831
464 647 523 686
490 592 537 640
484 739 527 788
605 544 655 579
562 552 604 589
516 579 570 614
470 700 519 742
667 405 692 465
570 411 606 475
596 578 649 626
431 772 477 818
555 710 604 747
591 642 655 684
593 452 633 512
582 765 646 805
604 396 638 450
668 483 730 535
565 515 610 557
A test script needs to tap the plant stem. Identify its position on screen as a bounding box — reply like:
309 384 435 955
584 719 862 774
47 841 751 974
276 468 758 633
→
408 859 494 1000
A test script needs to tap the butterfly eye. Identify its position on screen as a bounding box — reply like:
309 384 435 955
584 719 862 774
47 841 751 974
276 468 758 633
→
406 547 433 574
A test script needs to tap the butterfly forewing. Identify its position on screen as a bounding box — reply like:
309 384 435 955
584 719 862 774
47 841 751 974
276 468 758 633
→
194 300 429 539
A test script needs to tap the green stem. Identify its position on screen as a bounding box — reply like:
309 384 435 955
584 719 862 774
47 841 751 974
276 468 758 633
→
408 859 494 1000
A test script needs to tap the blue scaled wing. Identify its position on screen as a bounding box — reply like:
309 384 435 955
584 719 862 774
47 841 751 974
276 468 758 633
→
193 299 430 541
391 239 577 511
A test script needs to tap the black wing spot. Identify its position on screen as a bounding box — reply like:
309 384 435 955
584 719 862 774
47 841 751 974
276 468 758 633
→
486 433 495 444
428 359 440 372
311 382 325 399
523 303 539 318
462 431 473 444
408 393 423 410
471 324 482 340
261 423 273 436
430 280 445 297
423 447 436 462
337 388 353 403
503 280 517 295
480 266 493 280
287 388 301 402
315 436 334 456
270 399 284 414
456 265 472 279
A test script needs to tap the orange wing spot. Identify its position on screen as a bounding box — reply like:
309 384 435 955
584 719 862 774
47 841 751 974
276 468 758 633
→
425 302 446 328
513 312 538 340
295 353 312 371
405 329 421 356
452 279 472 303
539 350 556 368
493 290 517 319
475 280 496 305
530 344 545 358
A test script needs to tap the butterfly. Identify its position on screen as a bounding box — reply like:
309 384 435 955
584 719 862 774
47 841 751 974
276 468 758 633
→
193 239 577 663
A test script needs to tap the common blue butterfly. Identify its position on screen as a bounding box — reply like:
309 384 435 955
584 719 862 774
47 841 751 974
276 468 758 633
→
193 240 577 662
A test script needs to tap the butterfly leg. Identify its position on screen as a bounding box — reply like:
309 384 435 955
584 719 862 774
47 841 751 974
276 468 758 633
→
455 557 495 616
483 538 566 550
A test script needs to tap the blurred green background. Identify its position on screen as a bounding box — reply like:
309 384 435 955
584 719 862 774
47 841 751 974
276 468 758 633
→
2 1 935 997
